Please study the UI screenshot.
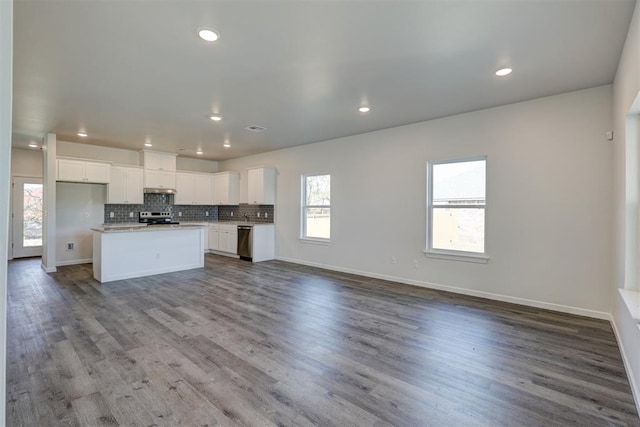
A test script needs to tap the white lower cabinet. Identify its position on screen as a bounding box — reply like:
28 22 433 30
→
219 225 238 254
208 225 219 251
207 224 237 255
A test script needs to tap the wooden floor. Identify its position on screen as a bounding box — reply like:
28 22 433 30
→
6 256 639 427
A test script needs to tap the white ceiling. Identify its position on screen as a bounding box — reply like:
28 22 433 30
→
12 0 636 161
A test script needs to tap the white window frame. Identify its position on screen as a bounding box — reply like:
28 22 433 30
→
301 173 331 243
425 156 489 263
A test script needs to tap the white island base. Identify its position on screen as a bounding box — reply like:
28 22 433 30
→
93 226 205 283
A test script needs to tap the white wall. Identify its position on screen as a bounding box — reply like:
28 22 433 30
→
58 140 219 173
0 0 12 423
57 141 140 166
177 157 219 173
56 182 106 266
612 0 640 409
222 85 613 317
11 148 43 177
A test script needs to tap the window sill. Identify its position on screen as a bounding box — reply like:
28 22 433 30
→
299 238 331 246
424 250 489 264
619 288 640 323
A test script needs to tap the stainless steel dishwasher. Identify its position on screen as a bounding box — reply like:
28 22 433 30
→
237 225 253 260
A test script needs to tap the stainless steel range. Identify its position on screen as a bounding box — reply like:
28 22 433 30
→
138 211 180 225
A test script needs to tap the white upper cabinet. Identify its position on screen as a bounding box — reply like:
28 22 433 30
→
213 171 240 205
142 150 177 172
175 172 213 205
57 158 111 183
144 170 175 189
108 166 143 204
247 167 276 205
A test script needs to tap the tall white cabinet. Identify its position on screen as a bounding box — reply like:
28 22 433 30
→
108 166 144 204
247 167 276 205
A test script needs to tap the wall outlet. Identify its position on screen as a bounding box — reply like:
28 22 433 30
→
205 211 209 216
178 212 182 217
109 212 114 218
257 212 261 218
391 256 397 264
230 212 234 217
129 212 134 218
67 242 75 251
265 212 268 218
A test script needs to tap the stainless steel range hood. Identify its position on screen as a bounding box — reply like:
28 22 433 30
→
144 187 176 194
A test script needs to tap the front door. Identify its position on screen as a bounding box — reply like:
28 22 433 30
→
12 177 43 258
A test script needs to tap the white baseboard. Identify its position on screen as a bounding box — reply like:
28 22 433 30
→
56 258 92 267
40 262 56 273
276 256 611 320
610 315 640 411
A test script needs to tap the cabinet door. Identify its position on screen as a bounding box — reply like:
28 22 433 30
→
208 228 219 250
84 162 110 183
218 231 228 252
247 168 263 205
213 174 229 205
144 170 176 189
194 174 213 205
57 159 85 182
227 230 238 254
108 166 127 203
125 168 144 204
144 151 176 172
247 167 275 204
175 173 195 204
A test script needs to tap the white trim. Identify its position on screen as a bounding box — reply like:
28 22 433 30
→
56 258 92 267
206 250 239 259
424 250 489 264
619 288 640 322
426 156 487 258
299 238 331 246
40 263 56 273
275 256 610 320
610 314 640 411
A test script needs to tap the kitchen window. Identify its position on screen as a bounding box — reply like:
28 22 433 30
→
426 157 488 262
301 174 331 241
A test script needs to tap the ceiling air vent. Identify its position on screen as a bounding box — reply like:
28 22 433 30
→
245 125 266 132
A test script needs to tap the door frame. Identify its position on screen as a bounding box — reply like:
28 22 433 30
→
10 174 44 259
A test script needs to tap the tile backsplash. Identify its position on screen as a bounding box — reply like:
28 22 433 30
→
218 204 275 223
105 193 274 224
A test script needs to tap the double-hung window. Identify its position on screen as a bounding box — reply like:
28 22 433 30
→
427 157 487 261
301 174 331 241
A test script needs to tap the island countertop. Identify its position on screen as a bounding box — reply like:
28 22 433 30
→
92 224 207 233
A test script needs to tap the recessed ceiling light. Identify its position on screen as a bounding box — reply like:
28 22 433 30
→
77 131 88 137
210 114 223 121
196 150 203 155
495 68 512 77
198 28 220 42
223 141 231 148
28 142 38 148
358 106 370 113
144 142 153 147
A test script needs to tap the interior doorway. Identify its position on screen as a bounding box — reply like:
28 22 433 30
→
12 176 43 258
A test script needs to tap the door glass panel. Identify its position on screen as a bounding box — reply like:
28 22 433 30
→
22 183 43 247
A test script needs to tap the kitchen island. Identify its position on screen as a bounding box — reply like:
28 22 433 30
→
92 224 206 283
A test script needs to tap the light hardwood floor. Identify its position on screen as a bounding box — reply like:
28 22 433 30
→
6 255 640 426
